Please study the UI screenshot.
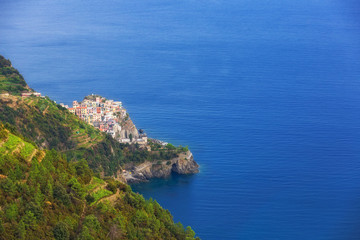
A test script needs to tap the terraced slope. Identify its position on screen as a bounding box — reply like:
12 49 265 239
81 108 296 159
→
0 123 199 239
0 128 43 163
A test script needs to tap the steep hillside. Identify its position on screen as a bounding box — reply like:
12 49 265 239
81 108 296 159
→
0 56 126 175
0 123 198 239
0 56 198 178
0 93 123 176
0 56 30 95
0 94 198 177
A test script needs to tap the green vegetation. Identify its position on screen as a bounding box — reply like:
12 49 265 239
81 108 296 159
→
20 142 35 159
0 92 186 176
0 56 29 95
147 140 189 159
0 93 127 175
90 189 113 205
0 123 199 239
0 55 199 239
0 56 189 177
0 133 23 154
84 177 104 192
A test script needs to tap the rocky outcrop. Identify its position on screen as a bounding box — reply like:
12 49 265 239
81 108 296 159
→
122 151 199 183
119 118 139 140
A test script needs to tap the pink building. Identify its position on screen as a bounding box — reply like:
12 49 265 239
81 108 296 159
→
75 107 82 116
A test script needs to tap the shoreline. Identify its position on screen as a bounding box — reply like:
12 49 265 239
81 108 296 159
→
120 150 199 184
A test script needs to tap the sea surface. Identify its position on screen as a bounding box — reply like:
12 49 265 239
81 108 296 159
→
1 1 360 239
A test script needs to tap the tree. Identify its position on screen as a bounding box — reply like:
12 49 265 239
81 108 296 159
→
185 226 196 239
85 194 95 204
106 181 117 194
67 177 85 198
166 143 176 150
133 210 149 227
129 133 133 142
8 164 22 181
1 178 16 197
34 184 44 206
74 159 92 184
0 218 4 233
0 219 3 234
26 202 43 220
21 211 37 230
78 226 94 240
53 183 70 206
5 203 18 221
44 180 53 198
53 222 69 240
17 221 26 240
83 215 100 231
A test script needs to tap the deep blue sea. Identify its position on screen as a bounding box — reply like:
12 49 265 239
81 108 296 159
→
1 1 360 239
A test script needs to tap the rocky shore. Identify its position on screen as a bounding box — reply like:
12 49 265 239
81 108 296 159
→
121 150 199 183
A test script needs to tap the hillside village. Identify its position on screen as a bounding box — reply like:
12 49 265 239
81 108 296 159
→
18 92 158 146
61 94 148 144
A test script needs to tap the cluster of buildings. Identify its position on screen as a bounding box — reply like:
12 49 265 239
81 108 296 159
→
18 91 148 144
62 95 126 139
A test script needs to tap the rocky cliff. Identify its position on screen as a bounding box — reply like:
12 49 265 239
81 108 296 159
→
119 118 139 140
122 151 199 183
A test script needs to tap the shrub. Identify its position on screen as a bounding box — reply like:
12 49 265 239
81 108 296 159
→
106 182 117 194
83 215 100 231
5 203 18 221
166 143 176 150
85 194 95 204
53 222 69 240
53 183 71 206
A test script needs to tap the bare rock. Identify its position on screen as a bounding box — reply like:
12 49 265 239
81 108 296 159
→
122 150 199 183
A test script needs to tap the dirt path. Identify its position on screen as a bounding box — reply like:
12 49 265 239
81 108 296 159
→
77 136 92 146
90 182 121 205
11 141 24 154
90 182 106 194
98 189 121 204
42 105 49 115
27 149 38 162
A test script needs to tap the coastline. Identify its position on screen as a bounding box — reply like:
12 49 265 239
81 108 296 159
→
64 94 200 182
120 150 199 184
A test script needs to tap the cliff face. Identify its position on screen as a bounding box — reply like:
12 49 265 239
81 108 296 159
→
119 118 139 139
122 151 199 183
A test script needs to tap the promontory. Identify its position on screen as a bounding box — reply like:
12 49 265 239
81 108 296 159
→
0 55 200 239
